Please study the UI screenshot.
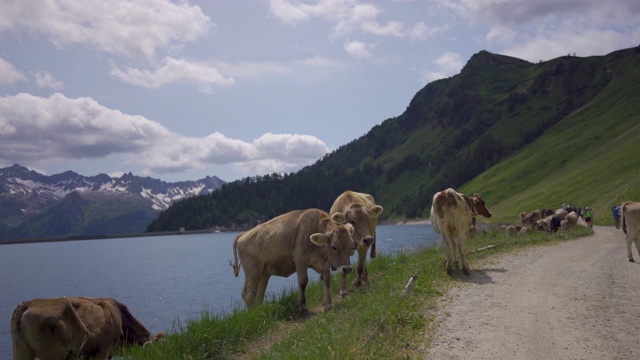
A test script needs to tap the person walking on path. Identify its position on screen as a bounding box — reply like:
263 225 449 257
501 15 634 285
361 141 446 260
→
611 204 621 229
584 207 593 228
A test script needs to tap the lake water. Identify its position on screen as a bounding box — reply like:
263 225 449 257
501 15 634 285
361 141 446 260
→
0 223 439 358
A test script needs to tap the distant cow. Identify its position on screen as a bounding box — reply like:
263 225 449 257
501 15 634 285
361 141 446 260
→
231 209 354 316
621 201 640 262
11 297 161 360
329 191 384 297
430 188 492 275
519 210 542 227
561 211 579 230
536 215 561 232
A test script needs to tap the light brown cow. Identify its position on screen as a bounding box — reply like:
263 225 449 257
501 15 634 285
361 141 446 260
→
519 209 542 227
11 297 161 360
561 211 579 230
430 188 492 275
329 191 384 297
621 201 640 262
231 209 354 316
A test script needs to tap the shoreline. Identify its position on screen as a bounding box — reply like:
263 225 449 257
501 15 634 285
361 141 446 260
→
0 219 433 246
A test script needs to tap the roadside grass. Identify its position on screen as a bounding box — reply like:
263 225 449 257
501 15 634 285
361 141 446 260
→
120 225 593 359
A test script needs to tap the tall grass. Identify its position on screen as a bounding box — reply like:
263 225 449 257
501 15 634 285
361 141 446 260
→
120 225 592 359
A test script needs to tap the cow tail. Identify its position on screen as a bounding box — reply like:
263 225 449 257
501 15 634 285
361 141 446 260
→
10 301 29 337
622 203 628 235
231 234 241 277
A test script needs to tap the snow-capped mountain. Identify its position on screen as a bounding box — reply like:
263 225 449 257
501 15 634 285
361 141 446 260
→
0 164 225 241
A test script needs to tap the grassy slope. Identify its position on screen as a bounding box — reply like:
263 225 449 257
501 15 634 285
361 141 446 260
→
461 50 640 225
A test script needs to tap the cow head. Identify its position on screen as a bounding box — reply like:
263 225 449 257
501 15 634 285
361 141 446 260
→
310 216 354 275
471 194 492 218
333 203 384 251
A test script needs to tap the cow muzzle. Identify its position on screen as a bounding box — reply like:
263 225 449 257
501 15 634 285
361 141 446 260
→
361 236 374 247
336 265 352 275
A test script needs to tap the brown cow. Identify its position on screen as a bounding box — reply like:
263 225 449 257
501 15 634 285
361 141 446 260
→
430 188 492 275
329 191 384 297
11 297 161 360
231 209 354 316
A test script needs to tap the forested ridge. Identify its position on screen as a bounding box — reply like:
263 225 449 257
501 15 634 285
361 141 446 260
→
147 46 640 232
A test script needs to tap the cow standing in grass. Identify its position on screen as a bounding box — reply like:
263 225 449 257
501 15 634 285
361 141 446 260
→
329 191 384 297
430 188 492 275
232 209 354 316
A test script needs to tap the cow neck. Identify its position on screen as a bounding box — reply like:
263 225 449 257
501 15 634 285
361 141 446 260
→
463 195 477 216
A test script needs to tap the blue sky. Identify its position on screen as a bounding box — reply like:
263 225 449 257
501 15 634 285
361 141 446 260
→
1 0 639 182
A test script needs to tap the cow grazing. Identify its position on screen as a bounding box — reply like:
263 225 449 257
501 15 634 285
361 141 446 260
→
11 297 161 360
231 209 354 316
329 191 384 297
621 201 640 262
430 188 492 275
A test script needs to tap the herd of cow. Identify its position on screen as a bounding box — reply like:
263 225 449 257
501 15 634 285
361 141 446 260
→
9 188 640 359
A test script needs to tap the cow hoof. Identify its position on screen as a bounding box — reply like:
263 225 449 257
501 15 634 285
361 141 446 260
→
299 309 311 318
353 279 362 287
463 268 470 276
340 291 348 299
630 259 635 262
446 269 453 276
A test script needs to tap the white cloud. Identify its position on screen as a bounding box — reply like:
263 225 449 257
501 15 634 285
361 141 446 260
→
0 0 211 60
32 71 65 90
110 57 234 92
0 93 331 176
421 51 464 84
0 58 27 85
344 41 373 58
269 0 429 39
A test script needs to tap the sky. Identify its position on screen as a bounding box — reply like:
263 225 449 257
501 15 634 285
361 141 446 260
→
1 0 639 183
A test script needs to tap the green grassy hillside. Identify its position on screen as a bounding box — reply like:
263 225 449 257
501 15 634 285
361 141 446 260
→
148 46 640 232
462 49 640 224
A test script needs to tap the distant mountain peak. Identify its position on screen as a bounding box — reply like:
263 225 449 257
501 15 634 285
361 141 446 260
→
0 164 226 241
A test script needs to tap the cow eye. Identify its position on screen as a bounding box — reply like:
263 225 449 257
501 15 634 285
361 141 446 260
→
349 220 356 225
331 245 338 251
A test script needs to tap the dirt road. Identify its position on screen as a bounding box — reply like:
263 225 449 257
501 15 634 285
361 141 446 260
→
427 226 640 360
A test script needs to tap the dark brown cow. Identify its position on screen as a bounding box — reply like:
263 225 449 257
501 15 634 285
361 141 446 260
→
329 191 384 297
11 297 161 360
231 209 354 316
430 188 492 275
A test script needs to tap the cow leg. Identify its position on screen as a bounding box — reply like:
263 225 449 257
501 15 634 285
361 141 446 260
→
11 335 36 360
353 247 368 287
627 238 635 262
443 236 454 275
457 235 470 275
340 273 349 298
241 275 261 308
321 269 333 312
255 273 271 306
296 268 310 317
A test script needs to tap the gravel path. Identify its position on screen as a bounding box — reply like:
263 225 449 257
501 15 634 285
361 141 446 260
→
426 226 640 360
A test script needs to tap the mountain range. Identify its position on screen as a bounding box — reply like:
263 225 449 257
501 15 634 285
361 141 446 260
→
0 164 224 242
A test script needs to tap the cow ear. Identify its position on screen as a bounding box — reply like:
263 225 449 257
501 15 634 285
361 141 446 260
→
310 233 328 246
331 212 346 225
368 205 384 217
344 223 354 234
